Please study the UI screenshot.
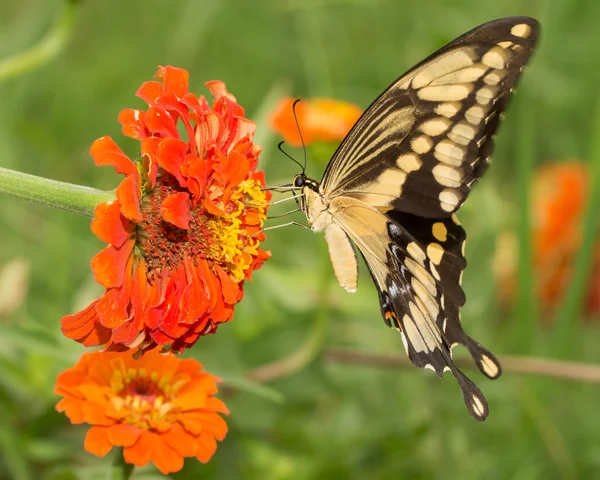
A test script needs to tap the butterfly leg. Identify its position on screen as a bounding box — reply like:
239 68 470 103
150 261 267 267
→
253 221 311 236
267 208 301 219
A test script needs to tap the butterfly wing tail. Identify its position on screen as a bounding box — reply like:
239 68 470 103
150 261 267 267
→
451 364 490 421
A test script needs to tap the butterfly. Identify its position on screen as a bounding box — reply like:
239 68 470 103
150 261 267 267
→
270 17 539 420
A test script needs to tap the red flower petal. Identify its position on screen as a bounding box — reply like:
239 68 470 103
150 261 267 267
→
90 136 138 177
118 109 149 140
205 80 237 103
91 240 135 288
96 287 130 329
61 301 99 340
141 137 160 187
215 265 239 304
181 153 208 200
156 138 188 186
157 66 189 99
91 201 131 248
161 192 191 229
79 323 113 347
136 81 164 105
145 106 179 139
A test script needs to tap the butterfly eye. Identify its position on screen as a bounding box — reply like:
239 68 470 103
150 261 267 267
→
293 175 305 188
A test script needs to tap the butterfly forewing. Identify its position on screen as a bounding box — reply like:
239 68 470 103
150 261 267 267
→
321 17 539 218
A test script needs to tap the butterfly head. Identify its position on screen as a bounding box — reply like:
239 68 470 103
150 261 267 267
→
293 173 319 191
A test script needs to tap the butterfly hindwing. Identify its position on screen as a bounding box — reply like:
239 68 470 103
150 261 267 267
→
329 197 490 420
387 211 502 380
321 17 539 218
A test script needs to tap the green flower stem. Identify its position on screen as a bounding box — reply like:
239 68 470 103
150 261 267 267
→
0 167 115 217
109 449 135 480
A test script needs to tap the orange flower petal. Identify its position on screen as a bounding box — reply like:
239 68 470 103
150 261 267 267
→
116 175 143 222
82 402 113 426
84 426 113 457
196 434 218 463
55 398 85 423
161 192 191 229
107 424 143 447
152 437 185 474
163 422 198 457
123 430 155 467
78 383 109 406
90 136 138 177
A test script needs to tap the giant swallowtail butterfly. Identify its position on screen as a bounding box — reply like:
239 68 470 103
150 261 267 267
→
272 17 538 420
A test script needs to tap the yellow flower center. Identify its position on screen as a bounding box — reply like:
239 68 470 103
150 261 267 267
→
136 174 267 283
207 179 268 282
110 366 179 428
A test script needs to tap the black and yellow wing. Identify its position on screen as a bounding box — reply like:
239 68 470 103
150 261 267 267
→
320 16 539 218
317 17 538 420
330 197 499 420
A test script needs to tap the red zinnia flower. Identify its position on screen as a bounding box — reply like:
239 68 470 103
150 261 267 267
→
270 97 362 147
61 66 271 353
55 350 228 474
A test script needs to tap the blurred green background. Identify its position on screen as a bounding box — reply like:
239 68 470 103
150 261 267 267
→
1 0 600 479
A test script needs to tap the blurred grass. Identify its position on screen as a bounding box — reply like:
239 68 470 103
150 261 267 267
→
1 0 600 479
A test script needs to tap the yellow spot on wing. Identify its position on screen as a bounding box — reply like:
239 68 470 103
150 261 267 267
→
511 23 531 38
419 117 452 136
432 164 463 188
427 243 444 265
432 222 448 242
397 153 422 172
417 84 473 102
411 135 434 154
482 46 509 70
439 188 461 212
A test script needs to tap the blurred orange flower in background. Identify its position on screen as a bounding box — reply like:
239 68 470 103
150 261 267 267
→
270 97 362 147
55 350 228 474
494 161 600 319
61 66 271 354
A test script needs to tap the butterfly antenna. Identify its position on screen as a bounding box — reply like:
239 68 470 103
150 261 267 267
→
277 141 305 172
292 99 307 172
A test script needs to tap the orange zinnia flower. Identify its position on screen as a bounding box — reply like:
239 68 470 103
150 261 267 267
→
531 162 589 309
270 97 362 147
494 161 600 318
61 66 271 353
55 350 228 474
